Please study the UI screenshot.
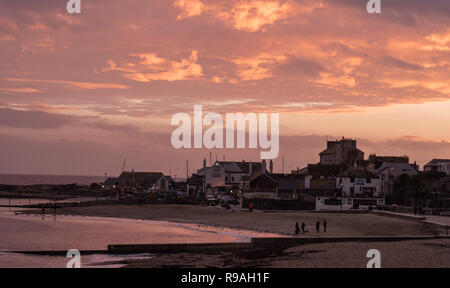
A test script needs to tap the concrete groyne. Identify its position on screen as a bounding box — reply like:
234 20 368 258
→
107 235 441 254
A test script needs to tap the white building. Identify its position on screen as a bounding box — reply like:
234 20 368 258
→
197 160 264 195
197 161 226 189
316 168 384 210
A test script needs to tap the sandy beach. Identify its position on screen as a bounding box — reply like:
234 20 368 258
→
123 238 450 268
55 204 435 237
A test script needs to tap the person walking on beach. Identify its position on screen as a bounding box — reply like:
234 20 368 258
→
316 221 320 233
295 221 300 235
323 219 327 233
301 222 306 233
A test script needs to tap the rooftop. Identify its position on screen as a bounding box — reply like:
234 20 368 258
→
342 168 377 178
425 159 450 167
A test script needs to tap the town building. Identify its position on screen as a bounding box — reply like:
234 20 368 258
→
424 159 450 175
117 171 174 193
319 138 364 166
316 168 384 210
197 159 264 195
375 162 418 195
367 154 410 170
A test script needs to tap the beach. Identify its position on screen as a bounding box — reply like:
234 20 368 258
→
124 238 450 268
2 203 448 268
47 204 449 268
55 204 434 236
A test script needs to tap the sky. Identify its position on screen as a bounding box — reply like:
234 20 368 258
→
0 0 449 177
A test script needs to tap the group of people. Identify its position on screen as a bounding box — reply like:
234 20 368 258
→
295 219 327 235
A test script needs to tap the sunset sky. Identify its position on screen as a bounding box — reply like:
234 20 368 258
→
0 0 449 177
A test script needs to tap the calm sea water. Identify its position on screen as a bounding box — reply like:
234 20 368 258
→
0 174 105 186
0 205 281 268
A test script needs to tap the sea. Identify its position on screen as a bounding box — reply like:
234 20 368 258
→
0 207 278 268
0 174 106 186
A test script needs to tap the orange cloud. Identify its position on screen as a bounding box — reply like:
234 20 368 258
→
108 50 204 82
173 0 324 32
5 78 129 90
233 53 287 81
426 29 450 46
424 29 450 51
231 1 291 32
174 0 206 19
0 88 42 93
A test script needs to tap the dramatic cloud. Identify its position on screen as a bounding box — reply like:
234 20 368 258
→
174 0 324 32
104 50 203 82
230 0 292 32
174 0 206 19
0 0 448 175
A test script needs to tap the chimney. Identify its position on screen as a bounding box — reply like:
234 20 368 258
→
249 161 253 175
203 158 207 169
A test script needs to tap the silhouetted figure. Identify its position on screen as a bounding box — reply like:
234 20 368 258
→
301 222 306 233
323 219 327 233
316 221 320 233
418 206 423 216
295 221 300 235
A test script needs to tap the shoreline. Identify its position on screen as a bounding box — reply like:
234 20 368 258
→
8 204 450 268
